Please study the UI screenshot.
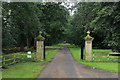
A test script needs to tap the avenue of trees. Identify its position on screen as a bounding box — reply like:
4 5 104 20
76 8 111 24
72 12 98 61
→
2 2 69 52
2 2 120 53
66 2 120 52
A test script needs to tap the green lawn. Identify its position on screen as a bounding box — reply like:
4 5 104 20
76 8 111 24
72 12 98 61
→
67 43 119 73
2 43 63 79
45 43 63 49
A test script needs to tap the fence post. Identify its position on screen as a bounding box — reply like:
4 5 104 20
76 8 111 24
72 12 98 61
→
107 52 109 61
21 54 24 60
3 57 5 65
14 55 16 63
93 52 95 61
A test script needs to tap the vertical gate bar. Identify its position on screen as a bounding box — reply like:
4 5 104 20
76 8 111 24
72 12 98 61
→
44 41 45 60
81 40 84 60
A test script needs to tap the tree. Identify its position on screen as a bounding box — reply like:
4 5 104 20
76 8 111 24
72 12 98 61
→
37 2 69 45
2 2 43 51
67 2 120 52
2 2 69 53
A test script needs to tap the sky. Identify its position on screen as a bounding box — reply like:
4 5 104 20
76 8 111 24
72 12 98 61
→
61 2 78 16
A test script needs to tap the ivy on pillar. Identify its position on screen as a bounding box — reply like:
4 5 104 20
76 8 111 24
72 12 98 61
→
35 32 45 61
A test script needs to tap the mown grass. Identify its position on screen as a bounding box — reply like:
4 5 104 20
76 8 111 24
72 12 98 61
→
2 43 63 79
66 43 119 73
45 43 63 49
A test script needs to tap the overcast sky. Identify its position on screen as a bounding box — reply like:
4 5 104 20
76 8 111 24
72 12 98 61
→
61 2 77 16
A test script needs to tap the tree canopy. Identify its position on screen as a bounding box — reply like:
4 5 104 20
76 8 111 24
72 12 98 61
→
2 2 69 53
2 2 120 53
65 2 120 52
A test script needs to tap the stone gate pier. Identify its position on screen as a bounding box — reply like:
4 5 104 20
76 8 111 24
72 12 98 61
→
36 32 45 61
84 31 94 61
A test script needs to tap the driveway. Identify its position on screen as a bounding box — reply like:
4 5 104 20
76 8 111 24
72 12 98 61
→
36 44 118 78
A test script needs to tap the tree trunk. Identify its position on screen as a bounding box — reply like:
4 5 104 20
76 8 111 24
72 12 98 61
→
20 40 24 51
27 36 29 49
26 35 31 49
34 38 36 49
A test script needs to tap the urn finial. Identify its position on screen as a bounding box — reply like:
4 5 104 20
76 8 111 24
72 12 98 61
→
39 31 42 35
87 31 90 36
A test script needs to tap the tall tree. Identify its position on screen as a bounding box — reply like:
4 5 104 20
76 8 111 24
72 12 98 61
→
37 2 69 45
2 2 43 51
66 2 120 52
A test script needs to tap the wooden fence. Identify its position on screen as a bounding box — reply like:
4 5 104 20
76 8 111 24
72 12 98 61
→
92 51 119 61
3 54 25 65
0 53 29 68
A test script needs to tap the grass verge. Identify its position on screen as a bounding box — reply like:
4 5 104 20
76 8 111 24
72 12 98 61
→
66 43 119 73
2 43 63 79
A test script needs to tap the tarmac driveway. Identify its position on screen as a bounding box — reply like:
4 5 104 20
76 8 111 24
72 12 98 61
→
36 44 118 78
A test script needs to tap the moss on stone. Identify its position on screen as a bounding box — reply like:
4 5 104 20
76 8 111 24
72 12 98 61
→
36 35 45 41
84 35 94 40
